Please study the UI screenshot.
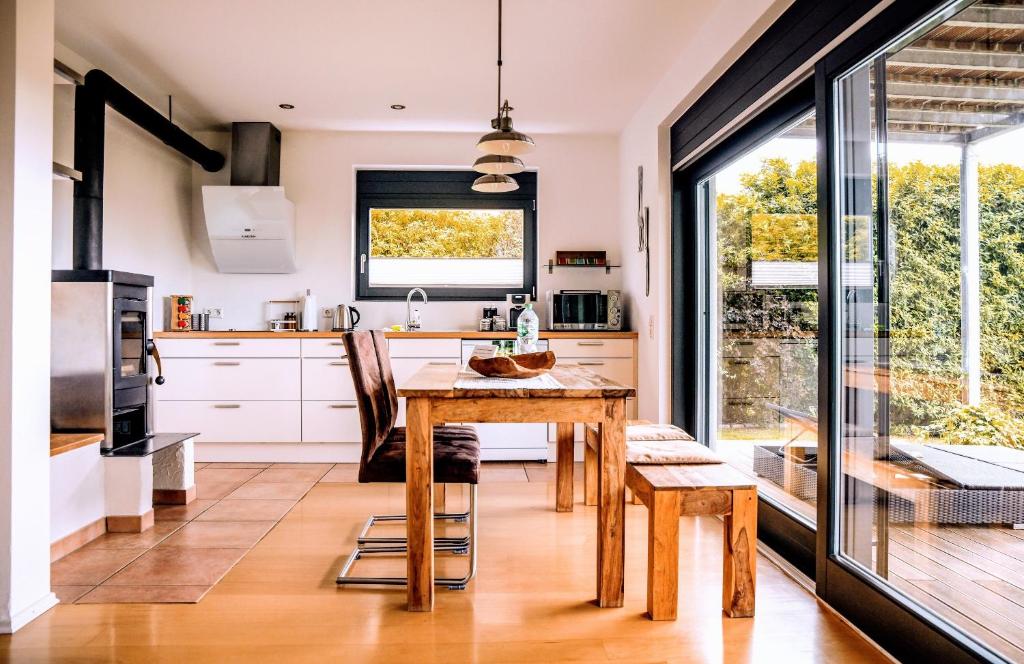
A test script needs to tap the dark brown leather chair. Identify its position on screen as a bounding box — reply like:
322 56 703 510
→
336 330 480 590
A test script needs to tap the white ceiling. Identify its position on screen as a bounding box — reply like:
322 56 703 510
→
55 0 709 135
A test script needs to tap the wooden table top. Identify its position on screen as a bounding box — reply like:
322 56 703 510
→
398 362 636 399
50 432 104 457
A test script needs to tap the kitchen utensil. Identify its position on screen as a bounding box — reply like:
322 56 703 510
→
468 350 556 379
479 317 493 331
332 304 361 331
170 294 193 331
483 306 498 319
492 316 507 331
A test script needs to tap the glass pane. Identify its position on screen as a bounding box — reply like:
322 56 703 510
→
368 208 524 287
120 311 145 377
702 109 818 524
834 3 1024 659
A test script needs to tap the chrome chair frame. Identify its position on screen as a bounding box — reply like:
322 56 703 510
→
337 484 478 590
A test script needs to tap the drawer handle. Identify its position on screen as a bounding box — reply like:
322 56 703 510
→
578 361 605 366
329 404 357 409
329 342 344 346
214 404 241 409
577 341 605 346
329 361 349 366
428 361 457 365
213 361 241 366
213 342 241 346
736 341 754 346
729 359 751 365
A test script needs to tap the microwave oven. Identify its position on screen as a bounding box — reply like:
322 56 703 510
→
546 290 623 330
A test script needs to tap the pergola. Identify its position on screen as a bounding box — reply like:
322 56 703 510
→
886 3 1024 405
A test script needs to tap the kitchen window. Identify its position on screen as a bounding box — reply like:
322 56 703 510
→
355 170 537 300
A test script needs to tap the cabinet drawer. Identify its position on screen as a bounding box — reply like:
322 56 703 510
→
388 338 461 358
156 338 300 358
721 356 779 399
549 338 633 358
301 401 361 443
157 358 300 400
156 400 301 442
301 338 348 358
567 357 634 388
472 423 548 450
302 358 356 401
721 397 781 431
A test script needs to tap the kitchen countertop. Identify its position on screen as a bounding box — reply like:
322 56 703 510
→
50 432 104 457
155 330 638 339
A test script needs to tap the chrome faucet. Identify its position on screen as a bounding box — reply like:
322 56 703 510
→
406 288 428 330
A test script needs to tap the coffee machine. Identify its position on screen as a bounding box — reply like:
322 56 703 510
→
506 293 532 329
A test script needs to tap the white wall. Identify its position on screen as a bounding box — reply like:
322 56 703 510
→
50 445 105 543
191 130 622 332
0 0 58 633
52 49 195 328
617 0 791 423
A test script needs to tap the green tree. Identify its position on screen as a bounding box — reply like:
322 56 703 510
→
717 156 1024 440
370 209 523 258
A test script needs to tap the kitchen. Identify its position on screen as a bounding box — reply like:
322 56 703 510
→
0 1 906 662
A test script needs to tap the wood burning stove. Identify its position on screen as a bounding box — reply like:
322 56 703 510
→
51 269 164 452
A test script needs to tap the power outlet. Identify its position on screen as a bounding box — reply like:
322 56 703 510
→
323 308 334 318
206 307 224 319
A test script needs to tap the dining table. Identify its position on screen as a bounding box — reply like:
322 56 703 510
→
397 350 636 612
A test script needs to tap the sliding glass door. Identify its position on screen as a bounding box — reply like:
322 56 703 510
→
828 2 1024 660
697 110 820 526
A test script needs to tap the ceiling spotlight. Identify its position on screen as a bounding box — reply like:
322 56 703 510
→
390 104 406 110
278 103 295 110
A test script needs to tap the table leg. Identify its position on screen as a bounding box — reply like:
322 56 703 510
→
723 488 757 618
583 433 598 507
556 422 575 512
406 397 434 612
647 490 680 620
597 397 626 608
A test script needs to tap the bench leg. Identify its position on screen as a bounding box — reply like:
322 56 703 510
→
723 488 757 618
583 431 598 507
647 490 680 620
433 483 446 514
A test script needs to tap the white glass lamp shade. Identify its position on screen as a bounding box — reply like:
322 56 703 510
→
471 173 519 193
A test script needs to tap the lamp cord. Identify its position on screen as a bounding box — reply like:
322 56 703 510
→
496 0 503 119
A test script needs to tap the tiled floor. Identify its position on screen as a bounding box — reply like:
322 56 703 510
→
50 461 332 604
51 461 568 605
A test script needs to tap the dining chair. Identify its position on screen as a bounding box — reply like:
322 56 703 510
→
336 330 480 590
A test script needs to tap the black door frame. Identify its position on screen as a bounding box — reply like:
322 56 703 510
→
671 0 1013 660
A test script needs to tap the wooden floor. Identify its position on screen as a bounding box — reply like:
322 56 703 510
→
0 462 888 663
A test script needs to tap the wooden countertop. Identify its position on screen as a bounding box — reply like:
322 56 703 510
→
51 433 104 457
155 330 637 339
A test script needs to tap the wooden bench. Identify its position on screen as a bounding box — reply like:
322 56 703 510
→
626 462 758 621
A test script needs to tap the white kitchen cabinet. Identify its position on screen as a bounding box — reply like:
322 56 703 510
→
158 337 300 358
301 401 361 443
548 338 633 359
157 400 301 443
301 358 356 401
158 357 300 401
301 338 347 358
388 338 460 358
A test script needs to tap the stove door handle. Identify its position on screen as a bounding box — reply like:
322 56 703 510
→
146 340 165 385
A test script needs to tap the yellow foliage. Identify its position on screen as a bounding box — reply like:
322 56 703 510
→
370 208 523 258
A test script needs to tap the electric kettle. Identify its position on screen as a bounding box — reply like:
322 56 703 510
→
332 304 361 331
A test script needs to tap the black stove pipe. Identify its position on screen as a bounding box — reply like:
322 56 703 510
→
72 69 225 271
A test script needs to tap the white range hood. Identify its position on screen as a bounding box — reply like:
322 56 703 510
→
201 185 296 273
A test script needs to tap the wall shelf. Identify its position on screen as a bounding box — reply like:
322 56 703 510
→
52 162 82 182
546 260 620 275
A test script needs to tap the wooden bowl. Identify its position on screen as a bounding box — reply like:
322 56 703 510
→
468 351 556 379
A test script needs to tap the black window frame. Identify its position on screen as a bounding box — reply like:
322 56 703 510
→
354 170 538 301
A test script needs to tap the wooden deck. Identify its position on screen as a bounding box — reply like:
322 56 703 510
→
718 437 1024 662
889 524 1024 662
